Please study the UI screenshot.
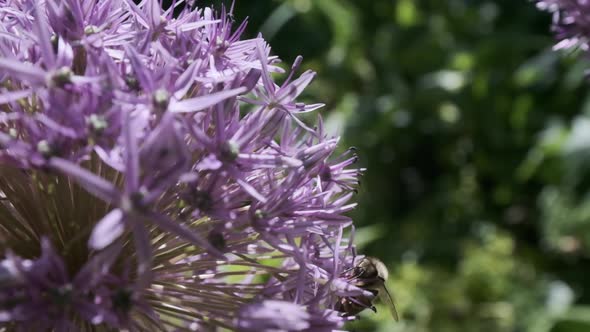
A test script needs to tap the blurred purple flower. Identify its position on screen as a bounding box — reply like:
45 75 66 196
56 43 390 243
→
0 0 365 330
536 0 590 50
236 300 347 332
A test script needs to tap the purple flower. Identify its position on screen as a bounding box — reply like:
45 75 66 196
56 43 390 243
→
0 238 135 329
536 0 590 50
0 0 367 330
236 300 347 332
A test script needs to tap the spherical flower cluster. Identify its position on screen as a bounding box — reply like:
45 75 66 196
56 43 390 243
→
536 0 590 51
0 0 365 330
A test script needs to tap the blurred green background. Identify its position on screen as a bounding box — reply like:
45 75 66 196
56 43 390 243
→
209 0 590 331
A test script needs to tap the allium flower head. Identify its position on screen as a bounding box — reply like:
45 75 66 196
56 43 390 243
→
536 0 590 50
0 0 366 330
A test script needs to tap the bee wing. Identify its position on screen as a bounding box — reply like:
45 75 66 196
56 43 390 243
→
378 283 399 321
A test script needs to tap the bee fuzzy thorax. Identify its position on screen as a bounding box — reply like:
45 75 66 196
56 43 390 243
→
336 256 400 321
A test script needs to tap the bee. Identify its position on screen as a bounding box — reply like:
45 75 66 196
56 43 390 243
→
336 256 399 321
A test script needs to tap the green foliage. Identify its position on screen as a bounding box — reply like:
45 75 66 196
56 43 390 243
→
210 0 590 330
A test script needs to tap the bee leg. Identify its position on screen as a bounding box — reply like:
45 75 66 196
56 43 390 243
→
370 305 377 313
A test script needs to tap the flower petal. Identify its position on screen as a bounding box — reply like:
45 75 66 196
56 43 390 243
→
169 87 247 113
0 59 46 85
48 157 119 204
275 70 316 103
0 89 32 104
179 19 221 32
89 209 125 250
